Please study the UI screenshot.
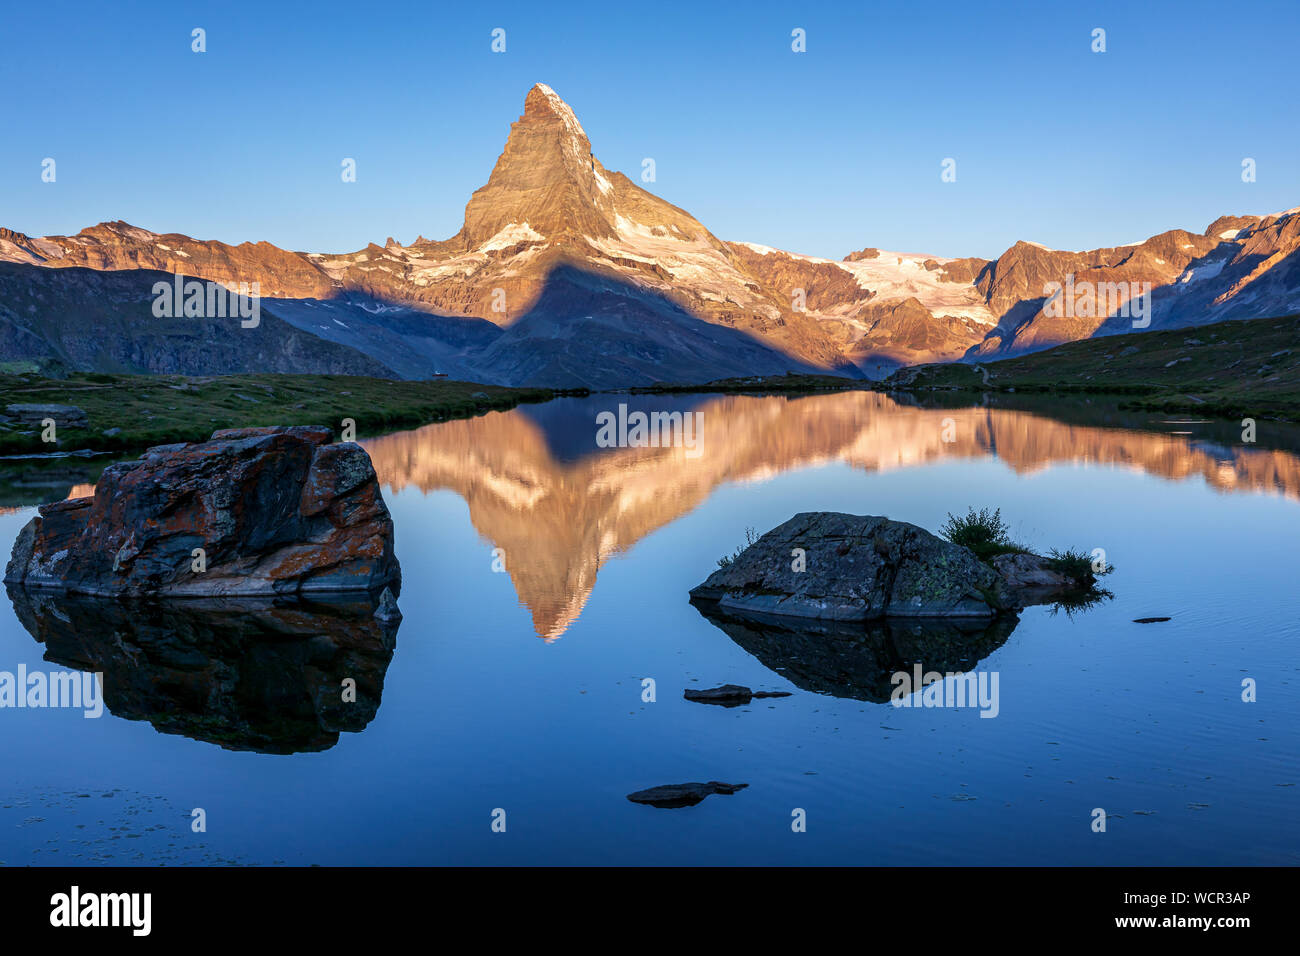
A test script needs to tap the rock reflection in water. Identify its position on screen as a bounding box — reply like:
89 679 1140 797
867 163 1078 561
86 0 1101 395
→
690 597 1019 703
7 587 398 754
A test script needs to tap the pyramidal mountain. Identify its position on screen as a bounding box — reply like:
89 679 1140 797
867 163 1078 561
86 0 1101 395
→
2 83 1298 386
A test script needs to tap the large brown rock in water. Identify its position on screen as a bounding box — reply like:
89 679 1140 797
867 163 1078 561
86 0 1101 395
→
4 425 400 596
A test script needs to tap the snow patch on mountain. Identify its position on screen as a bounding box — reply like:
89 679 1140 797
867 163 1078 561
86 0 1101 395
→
734 241 997 326
732 242 782 256
841 255 996 324
480 222 544 251
1178 258 1227 285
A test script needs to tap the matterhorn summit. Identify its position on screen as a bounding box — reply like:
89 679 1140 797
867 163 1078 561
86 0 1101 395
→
456 83 708 250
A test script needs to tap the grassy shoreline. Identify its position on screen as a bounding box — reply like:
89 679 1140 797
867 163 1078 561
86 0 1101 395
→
0 373 577 456
7 311 1298 459
625 372 870 395
883 313 1300 422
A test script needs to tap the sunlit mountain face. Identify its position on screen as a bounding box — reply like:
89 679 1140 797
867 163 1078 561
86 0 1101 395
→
359 391 1300 640
5 83 1296 387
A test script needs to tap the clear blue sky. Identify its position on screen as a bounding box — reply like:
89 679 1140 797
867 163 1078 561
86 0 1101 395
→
3 0 1297 260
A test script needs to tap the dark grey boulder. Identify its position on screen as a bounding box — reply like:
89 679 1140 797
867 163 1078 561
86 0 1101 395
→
690 512 1098 622
683 684 792 706
690 512 1001 621
626 781 749 808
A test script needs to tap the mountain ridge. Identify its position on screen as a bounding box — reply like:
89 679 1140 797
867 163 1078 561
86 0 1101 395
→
3 83 1297 386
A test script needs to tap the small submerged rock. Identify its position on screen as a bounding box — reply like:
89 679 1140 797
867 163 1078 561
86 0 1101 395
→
988 552 1083 599
626 782 749 808
683 684 792 707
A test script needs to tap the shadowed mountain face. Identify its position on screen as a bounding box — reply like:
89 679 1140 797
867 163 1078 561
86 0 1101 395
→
689 599 1019 703
357 391 1300 641
0 262 392 377
8 588 398 754
464 263 826 387
4 84 1293 384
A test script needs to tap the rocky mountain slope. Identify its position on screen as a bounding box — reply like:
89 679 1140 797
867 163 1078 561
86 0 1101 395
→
968 212 1300 358
0 261 390 377
2 84 1297 385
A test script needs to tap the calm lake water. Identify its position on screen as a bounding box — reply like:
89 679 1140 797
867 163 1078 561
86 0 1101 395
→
1 391 1297 865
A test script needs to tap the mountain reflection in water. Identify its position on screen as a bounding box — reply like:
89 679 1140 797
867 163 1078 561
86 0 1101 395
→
361 391 1300 641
